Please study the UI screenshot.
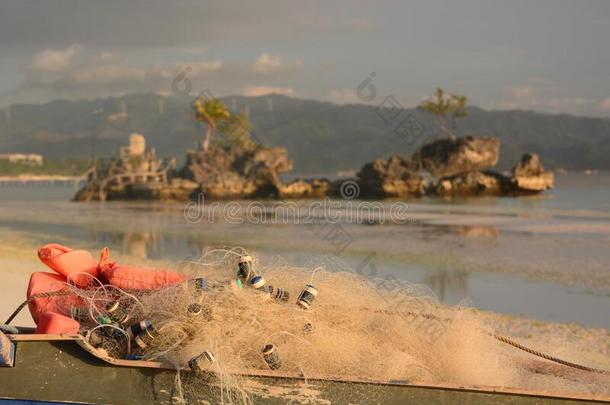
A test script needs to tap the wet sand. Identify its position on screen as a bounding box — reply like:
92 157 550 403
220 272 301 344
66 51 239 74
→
1 194 610 327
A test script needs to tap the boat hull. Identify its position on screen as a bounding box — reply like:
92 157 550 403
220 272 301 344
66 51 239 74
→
0 335 607 404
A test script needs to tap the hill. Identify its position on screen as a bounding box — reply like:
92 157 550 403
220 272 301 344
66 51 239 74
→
1 94 609 174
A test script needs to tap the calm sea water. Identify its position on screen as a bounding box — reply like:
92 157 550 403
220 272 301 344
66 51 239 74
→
1 172 609 328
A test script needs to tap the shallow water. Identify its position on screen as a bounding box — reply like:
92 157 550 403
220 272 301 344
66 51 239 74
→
0 173 609 329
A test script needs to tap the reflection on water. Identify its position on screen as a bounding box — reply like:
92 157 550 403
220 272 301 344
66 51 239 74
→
91 229 206 261
124 232 154 259
75 223 610 328
1 176 610 328
89 226 468 304
424 269 469 303
453 225 499 238
96 231 160 259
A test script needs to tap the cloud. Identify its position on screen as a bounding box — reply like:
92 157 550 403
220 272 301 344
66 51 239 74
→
496 84 600 114
149 61 223 80
548 97 594 109
505 85 535 100
16 45 306 101
599 97 610 112
30 44 83 73
327 88 361 105
251 53 303 76
243 86 294 97
98 51 119 63
27 45 143 89
253 53 282 74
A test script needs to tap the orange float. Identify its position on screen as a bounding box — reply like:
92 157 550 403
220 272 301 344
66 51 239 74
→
27 272 71 324
37 243 99 287
35 311 80 334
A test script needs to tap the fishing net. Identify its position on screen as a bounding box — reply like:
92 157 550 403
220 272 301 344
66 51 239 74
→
44 247 609 404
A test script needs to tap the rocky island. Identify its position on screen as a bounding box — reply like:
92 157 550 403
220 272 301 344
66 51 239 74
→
357 136 553 198
74 92 553 202
74 133 553 202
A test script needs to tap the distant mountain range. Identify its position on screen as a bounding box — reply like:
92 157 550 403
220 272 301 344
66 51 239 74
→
1 93 609 174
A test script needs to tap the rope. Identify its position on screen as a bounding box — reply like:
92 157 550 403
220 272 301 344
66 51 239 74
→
370 308 610 375
0 324 19 334
380 309 610 376
4 290 71 325
491 332 610 376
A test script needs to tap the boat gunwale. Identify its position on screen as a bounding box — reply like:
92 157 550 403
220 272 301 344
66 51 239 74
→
6 333 610 403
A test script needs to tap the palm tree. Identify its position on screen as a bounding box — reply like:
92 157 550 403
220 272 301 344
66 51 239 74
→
192 97 231 151
418 88 468 140
448 94 467 138
220 112 258 150
419 88 451 137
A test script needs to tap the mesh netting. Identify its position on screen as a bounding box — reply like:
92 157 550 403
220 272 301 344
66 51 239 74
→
43 247 609 403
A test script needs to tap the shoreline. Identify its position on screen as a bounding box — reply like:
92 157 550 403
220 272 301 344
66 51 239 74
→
0 175 83 183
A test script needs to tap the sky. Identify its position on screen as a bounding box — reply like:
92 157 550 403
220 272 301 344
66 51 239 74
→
1 0 609 117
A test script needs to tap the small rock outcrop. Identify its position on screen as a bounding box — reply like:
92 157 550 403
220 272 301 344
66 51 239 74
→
357 155 426 198
278 178 330 199
164 178 200 200
434 152 554 196
179 145 293 199
413 136 500 177
511 153 554 192
434 170 509 196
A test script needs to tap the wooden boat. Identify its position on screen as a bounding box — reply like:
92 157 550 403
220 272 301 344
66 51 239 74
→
1 330 609 404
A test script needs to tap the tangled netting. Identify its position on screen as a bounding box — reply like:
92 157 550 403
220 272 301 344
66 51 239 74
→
47 248 609 404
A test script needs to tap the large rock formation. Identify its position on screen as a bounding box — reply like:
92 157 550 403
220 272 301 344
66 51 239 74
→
73 133 187 202
511 153 554 192
179 145 293 198
357 155 427 198
413 136 500 177
350 133 553 199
